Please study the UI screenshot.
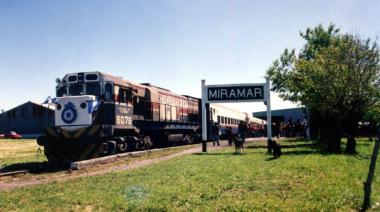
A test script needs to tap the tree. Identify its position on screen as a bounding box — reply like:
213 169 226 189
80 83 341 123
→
364 103 380 127
267 24 380 153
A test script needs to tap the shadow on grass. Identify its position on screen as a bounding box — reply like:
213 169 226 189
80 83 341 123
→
281 150 317 155
0 162 68 174
353 154 372 160
246 143 317 149
193 152 251 156
265 157 280 161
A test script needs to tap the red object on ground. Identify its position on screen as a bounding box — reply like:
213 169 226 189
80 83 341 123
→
4 131 22 139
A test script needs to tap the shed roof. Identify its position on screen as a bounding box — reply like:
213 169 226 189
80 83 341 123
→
1 101 55 115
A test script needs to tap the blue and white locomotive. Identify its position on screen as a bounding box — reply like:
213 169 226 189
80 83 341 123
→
38 71 201 165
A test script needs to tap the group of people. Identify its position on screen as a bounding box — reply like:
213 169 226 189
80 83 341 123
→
210 117 308 144
272 118 308 139
211 121 249 146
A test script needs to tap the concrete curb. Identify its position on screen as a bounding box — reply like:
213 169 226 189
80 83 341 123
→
70 145 188 170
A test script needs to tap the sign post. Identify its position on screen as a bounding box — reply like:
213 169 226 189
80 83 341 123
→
201 80 207 152
265 77 272 152
201 78 271 152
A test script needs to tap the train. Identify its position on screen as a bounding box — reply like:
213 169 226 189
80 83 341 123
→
37 71 264 165
209 104 266 138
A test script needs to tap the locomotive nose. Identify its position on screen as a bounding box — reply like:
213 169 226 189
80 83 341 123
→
55 95 97 130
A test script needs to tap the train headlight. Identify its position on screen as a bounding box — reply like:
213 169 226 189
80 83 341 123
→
56 104 62 110
80 102 86 109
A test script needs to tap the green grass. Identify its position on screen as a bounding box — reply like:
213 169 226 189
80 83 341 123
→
1 138 379 211
0 139 46 166
0 138 196 178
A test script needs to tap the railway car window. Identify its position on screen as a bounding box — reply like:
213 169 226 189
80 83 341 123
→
68 75 77 83
118 88 126 103
105 83 113 101
217 115 221 124
69 84 83 96
86 83 101 96
126 88 133 102
85 74 98 81
56 87 67 97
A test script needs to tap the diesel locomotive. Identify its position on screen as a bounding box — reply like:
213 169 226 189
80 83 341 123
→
37 71 201 165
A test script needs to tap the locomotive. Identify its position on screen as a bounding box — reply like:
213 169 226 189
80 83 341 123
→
37 71 201 165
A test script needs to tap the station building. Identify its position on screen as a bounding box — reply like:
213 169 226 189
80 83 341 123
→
0 101 55 138
253 107 306 124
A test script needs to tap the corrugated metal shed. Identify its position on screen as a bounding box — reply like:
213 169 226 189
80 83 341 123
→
0 101 54 138
253 107 306 123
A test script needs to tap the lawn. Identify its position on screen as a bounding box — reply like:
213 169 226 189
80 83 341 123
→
0 139 197 177
0 139 46 166
0 138 379 211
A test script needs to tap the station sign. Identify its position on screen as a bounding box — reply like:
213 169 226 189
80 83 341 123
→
207 85 264 102
201 79 272 152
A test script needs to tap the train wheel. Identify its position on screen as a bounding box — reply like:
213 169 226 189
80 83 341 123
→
107 141 117 155
144 136 152 150
117 142 128 152
116 137 127 153
183 134 190 144
183 134 194 144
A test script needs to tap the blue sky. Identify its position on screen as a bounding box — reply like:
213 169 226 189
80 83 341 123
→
0 0 379 112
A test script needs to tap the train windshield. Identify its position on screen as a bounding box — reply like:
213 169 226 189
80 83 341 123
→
69 84 83 96
57 83 102 97
86 83 101 96
56 86 67 97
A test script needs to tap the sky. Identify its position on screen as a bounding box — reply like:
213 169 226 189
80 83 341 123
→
0 0 379 113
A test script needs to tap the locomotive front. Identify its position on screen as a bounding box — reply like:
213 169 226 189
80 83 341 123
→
37 72 134 165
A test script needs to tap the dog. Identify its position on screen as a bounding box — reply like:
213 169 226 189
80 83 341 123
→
271 140 282 158
233 137 244 154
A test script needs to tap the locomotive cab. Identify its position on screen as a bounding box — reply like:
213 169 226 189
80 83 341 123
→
54 72 109 131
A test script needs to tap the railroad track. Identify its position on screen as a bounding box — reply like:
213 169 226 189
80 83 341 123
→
0 170 28 177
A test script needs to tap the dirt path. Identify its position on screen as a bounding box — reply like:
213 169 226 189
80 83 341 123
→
0 139 260 191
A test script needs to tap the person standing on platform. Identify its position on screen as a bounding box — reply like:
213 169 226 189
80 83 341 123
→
226 127 234 146
212 123 220 146
238 121 247 143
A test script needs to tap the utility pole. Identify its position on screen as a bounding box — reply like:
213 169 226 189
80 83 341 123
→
362 127 380 211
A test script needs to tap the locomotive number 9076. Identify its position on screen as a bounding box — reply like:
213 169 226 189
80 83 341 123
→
116 115 132 125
